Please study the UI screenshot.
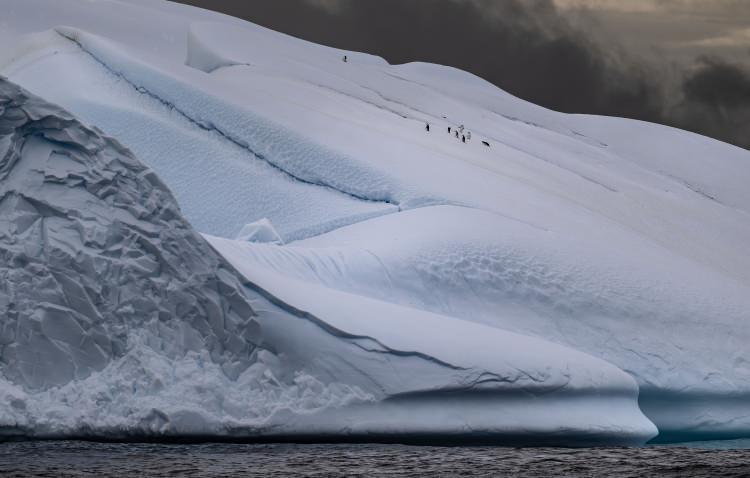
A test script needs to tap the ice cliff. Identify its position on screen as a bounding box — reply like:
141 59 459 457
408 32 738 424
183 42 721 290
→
0 78 262 389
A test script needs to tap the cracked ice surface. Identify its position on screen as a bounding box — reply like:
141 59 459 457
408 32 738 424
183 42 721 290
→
0 79 260 389
0 79 368 439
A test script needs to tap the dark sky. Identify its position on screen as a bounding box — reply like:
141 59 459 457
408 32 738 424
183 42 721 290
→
173 0 750 149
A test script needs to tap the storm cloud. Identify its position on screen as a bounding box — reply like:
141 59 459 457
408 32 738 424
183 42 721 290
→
673 58 750 147
175 0 750 149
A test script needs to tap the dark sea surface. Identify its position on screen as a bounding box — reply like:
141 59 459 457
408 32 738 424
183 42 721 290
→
1 440 749 477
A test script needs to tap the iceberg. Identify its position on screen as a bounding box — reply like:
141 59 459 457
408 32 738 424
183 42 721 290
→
0 78 656 445
0 0 749 444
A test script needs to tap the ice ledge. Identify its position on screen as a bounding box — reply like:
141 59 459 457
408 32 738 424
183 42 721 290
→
208 234 659 444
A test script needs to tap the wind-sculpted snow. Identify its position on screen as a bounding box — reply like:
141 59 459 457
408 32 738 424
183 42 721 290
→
0 29 400 241
208 235 658 446
58 27 403 206
213 206 750 442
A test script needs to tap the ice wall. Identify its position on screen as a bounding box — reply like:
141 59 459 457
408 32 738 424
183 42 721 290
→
0 77 261 389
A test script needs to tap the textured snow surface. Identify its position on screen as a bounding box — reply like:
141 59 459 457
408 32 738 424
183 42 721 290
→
1 0 749 443
0 78 263 388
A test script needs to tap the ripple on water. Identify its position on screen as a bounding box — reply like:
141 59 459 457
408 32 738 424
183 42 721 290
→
1 441 750 477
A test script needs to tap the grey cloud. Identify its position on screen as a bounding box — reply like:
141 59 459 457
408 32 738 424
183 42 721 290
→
684 58 750 108
671 57 750 147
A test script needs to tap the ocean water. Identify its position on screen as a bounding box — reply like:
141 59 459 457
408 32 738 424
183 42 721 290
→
1 441 750 477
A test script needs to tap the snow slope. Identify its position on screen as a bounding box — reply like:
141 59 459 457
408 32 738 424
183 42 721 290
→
1 0 749 443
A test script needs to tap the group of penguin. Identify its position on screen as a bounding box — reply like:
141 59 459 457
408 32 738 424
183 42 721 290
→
425 122 490 147
342 57 490 149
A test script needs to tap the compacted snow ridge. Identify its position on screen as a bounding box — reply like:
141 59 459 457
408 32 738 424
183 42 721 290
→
1 0 749 444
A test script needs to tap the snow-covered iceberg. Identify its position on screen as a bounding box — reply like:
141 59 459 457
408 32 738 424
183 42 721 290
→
1 0 749 444
0 78 656 445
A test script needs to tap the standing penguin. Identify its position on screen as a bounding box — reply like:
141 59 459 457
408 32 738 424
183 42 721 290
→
426 122 430 132
343 55 348 63
462 135 466 143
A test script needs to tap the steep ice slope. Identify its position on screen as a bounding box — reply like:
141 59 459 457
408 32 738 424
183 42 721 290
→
0 78 656 444
0 78 263 389
0 77 264 435
1 0 749 442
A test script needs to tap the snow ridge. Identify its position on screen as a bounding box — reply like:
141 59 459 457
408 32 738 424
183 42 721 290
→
56 27 410 209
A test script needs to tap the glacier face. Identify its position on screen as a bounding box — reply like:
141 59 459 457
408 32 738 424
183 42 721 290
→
0 78 656 444
0 0 749 444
